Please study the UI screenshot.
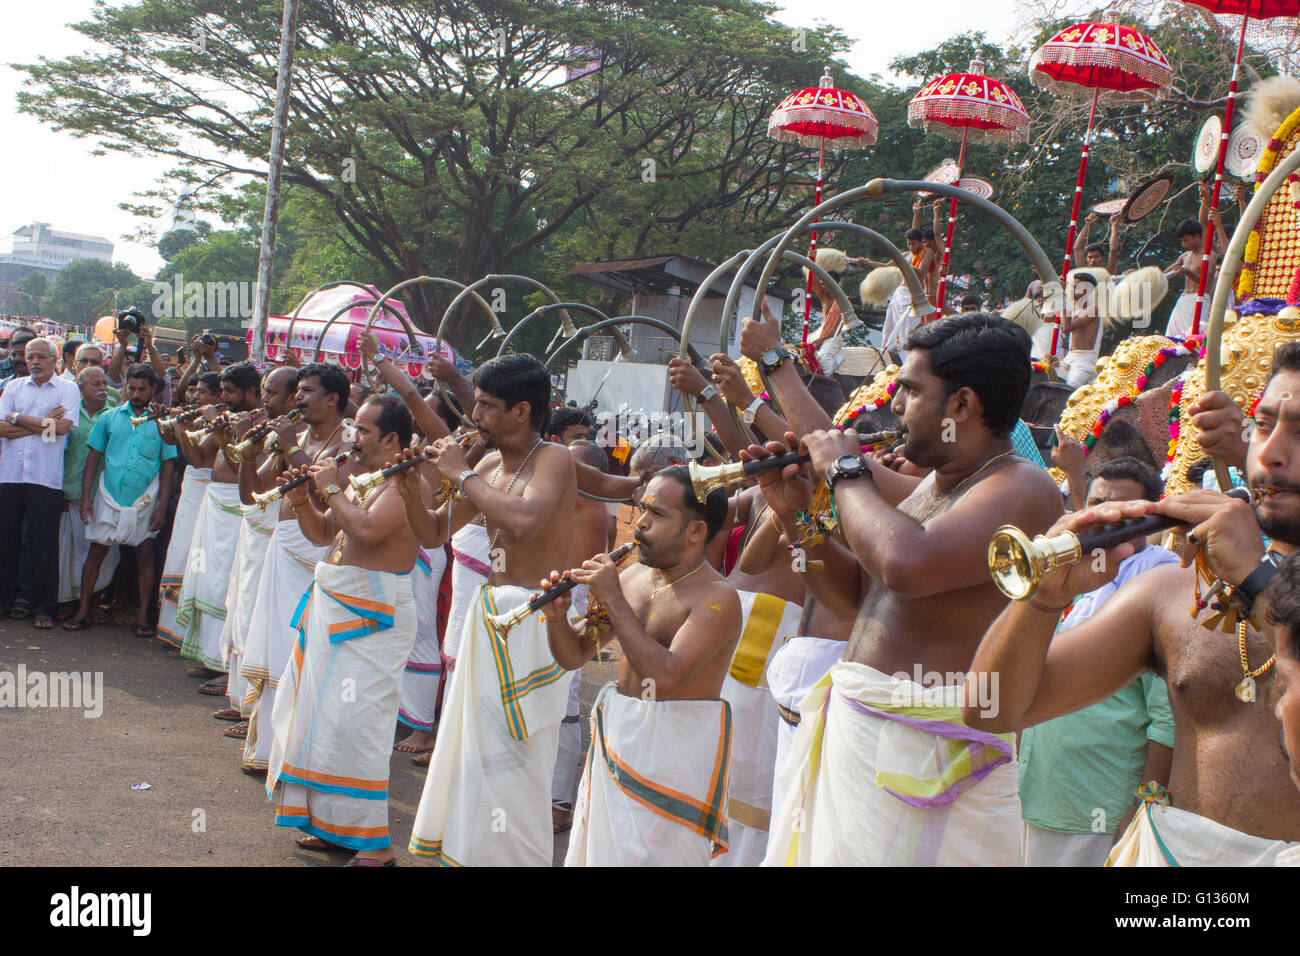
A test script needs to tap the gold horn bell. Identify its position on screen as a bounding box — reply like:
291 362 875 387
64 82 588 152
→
687 459 748 500
347 469 386 500
987 526 1082 601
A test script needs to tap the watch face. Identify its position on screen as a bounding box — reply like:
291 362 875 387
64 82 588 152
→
761 348 783 367
835 454 861 472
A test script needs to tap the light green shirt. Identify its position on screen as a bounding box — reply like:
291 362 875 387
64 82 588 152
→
62 396 117 500
86 402 177 505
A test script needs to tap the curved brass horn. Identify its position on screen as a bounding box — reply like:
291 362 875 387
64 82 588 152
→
305 297 407 391
1205 142 1300 491
496 302 634 360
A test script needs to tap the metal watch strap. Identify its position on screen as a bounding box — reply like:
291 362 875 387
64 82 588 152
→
456 469 477 495
699 384 719 403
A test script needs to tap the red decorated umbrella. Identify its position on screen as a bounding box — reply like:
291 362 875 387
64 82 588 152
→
1030 12 1174 354
1181 0 1300 334
769 66 878 371
908 58 1030 311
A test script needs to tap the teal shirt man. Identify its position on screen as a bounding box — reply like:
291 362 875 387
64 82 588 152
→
63 395 118 501
86 403 177 505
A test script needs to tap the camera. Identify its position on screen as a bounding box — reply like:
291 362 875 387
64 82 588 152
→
117 307 147 334
198 333 216 346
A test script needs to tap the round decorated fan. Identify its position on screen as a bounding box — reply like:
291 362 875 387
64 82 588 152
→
1193 114 1222 175
1122 171 1174 223
919 162 960 197
1092 198 1127 215
1226 124 1267 181
956 176 995 200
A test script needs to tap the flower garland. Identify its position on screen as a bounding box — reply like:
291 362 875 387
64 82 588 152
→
1160 367 1196 486
837 380 899 430
1082 337 1204 453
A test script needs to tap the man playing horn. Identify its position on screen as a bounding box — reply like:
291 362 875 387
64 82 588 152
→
739 311 1063 866
961 341 1300 865
400 353 579 866
268 394 429 866
538 465 742 865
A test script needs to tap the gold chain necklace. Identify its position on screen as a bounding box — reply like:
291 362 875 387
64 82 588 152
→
1235 619 1275 702
911 449 1018 524
488 437 543 553
649 559 709 601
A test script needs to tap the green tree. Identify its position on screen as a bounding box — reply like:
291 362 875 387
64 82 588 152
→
42 259 141 325
157 220 212 262
15 0 856 340
16 271 48 315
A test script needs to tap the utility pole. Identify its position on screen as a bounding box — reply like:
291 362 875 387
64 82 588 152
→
248 0 300 362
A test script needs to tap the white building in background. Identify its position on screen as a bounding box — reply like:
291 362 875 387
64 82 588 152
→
0 222 114 279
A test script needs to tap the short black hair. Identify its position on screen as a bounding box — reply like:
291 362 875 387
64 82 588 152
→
363 393 412 450
1175 218 1202 239
296 362 351 411
195 372 221 395
126 362 159 389
473 353 550 432
960 293 982 309
1267 551 1300 659
352 382 372 402
658 464 728 539
570 438 610 472
432 388 462 431
10 327 36 349
62 339 80 360
1269 340 1300 380
548 405 594 440
1085 242 1106 256
904 313 1031 436
1072 271 1098 289
219 361 261 393
905 227 923 242
920 227 935 241
1087 455 1163 502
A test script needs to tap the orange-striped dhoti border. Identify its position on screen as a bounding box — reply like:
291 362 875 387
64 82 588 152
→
762 662 1020 867
712 589 800 868
266 561 416 851
565 682 732 866
409 583 570 866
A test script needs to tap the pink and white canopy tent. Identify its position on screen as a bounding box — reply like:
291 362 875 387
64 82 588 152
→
249 284 455 378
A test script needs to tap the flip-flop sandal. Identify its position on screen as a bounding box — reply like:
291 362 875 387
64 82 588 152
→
62 618 92 632
212 708 242 721
240 765 267 777
552 802 574 835
223 722 248 739
297 835 348 853
10 602 30 619
197 681 228 697
33 616 54 630
411 751 432 767
134 625 156 639
345 856 396 867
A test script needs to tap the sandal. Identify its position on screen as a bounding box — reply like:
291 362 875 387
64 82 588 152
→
297 835 348 853
10 600 30 619
411 751 432 767
62 618 92 632
134 625 155 639
33 615 54 630
223 722 249 739
197 680 228 697
212 708 242 722
345 855 396 867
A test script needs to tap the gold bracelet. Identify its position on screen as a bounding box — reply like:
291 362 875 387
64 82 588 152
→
284 444 302 458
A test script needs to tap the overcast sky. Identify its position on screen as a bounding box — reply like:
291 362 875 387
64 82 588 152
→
0 0 1023 281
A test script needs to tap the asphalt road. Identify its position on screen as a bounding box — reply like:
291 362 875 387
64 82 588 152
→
0 615 618 867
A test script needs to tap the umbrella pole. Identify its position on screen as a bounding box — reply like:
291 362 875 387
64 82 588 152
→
802 139 826 371
935 126 969 313
1190 15 1248 338
1050 86 1100 359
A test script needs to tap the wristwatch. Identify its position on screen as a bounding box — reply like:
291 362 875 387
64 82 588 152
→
1237 550 1281 612
7 412 18 425
456 469 478 496
741 396 764 426
698 384 719 404
759 347 789 374
322 484 342 502
826 454 872 491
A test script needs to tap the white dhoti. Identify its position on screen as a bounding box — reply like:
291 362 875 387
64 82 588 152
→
815 332 844 376
1062 349 1098 389
175 481 243 671
240 520 330 771
443 523 490 664
409 583 569 866
220 504 277 714
1021 822 1113 867
85 475 161 548
156 467 211 649
267 561 416 851
1106 801 1300 867
1164 292 1199 339
882 284 922 360
565 682 732 867
763 662 1021 867
398 547 448 734
766 635 846 820
711 590 801 868
58 505 117 604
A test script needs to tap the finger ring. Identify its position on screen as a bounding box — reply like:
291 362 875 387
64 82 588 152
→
1187 532 1200 548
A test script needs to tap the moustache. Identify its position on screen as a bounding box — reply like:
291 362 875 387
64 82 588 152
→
633 535 649 547
1253 479 1300 497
